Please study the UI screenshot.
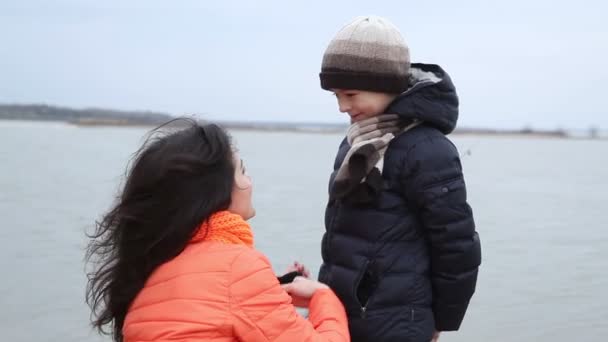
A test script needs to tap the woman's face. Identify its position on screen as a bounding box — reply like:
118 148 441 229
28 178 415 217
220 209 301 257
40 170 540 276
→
228 152 255 220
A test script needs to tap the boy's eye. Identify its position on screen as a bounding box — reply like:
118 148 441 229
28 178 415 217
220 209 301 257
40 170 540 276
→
333 92 356 99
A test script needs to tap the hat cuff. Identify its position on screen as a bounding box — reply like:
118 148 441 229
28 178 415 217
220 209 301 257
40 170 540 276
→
320 70 408 93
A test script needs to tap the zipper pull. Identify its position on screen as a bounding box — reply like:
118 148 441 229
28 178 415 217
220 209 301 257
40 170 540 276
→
361 306 367 319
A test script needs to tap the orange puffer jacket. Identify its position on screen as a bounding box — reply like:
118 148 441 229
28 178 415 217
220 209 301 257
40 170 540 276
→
123 220 349 341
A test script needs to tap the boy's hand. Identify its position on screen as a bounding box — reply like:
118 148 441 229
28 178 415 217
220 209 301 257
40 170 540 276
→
430 330 441 342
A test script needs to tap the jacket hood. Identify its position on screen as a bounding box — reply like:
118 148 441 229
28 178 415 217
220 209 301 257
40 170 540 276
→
386 63 459 134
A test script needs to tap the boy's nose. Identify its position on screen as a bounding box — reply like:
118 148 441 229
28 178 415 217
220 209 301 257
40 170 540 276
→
338 101 350 113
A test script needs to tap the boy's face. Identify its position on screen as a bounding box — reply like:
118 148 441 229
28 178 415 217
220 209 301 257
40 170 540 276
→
332 89 398 123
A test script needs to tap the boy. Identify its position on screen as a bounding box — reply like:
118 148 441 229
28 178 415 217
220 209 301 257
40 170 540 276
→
318 15 481 342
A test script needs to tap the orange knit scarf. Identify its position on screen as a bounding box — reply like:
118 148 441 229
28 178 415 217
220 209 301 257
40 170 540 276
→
191 210 254 248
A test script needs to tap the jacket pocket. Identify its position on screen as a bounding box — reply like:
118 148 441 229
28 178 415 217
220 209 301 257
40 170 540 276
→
419 175 465 203
420 175 462 192
354 260 378 318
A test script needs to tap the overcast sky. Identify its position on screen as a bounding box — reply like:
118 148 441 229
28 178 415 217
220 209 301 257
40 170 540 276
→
1 0 606 130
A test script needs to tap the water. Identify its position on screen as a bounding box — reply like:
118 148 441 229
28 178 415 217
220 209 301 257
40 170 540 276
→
1 120 607 341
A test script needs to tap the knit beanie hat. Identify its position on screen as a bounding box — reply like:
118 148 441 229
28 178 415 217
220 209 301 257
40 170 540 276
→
320 16 410 94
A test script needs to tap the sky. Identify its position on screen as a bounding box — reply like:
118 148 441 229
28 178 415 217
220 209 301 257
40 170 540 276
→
1 0 606 130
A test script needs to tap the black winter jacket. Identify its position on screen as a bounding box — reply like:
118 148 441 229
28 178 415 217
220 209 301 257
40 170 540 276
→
319 63 482 342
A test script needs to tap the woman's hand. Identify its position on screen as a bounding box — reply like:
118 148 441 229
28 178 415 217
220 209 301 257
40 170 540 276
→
284 261 310 278
430 330 441 342
281 277 329 308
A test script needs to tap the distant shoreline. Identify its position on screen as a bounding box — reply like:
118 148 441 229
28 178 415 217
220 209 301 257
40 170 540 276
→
2 117 604 140
0 103 605 140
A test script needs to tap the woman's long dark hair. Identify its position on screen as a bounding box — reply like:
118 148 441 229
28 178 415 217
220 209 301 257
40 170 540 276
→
85 118 235 341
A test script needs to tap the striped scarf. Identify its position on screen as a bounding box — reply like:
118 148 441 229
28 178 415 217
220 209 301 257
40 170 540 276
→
331 114 420 204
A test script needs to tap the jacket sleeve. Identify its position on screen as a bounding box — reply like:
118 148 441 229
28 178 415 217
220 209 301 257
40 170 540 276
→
400 135 481 331
230 249 350 342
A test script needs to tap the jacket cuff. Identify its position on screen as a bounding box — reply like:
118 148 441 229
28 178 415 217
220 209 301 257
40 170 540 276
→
433 301 469 331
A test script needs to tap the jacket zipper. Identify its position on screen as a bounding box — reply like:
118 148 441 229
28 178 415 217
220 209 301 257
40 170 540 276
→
325 207 337 264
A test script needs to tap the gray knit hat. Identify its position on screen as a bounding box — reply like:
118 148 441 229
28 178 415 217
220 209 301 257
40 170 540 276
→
320 16 410 93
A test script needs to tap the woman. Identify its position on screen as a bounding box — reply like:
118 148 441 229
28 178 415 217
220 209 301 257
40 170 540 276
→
86 119 349 342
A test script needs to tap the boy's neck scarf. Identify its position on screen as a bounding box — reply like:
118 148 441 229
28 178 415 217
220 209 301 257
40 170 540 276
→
331 114 421 204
